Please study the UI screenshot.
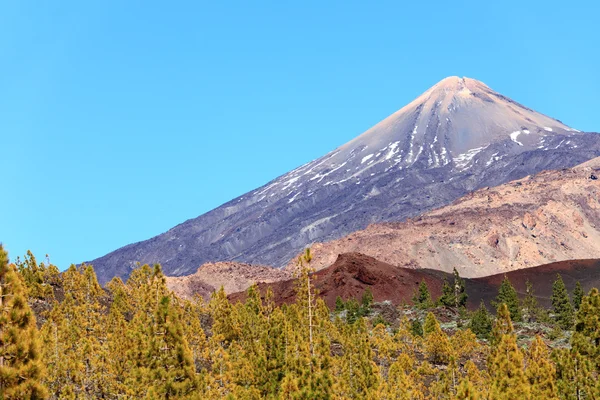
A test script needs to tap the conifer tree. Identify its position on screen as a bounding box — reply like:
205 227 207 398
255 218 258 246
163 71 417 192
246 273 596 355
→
411 318 423 337
553 347 594 400
462 360 488 399
469 301 492 339
360 287 374 315
210 287 240 344
146 294 199 397
423 312 439 337
282 249 333 399
551 274 574 330
455 377 480 400
439 279 455 307
378 359 424 399
526 336 558 399
573 288 600 359
451 329 479 360
422 313 452 364
335 296 344 312
334 318 379 398
15 250 54 301
453 268 468 308
40 264 107 399
0 246 48 399
522 280 548 323
572 281 584 311
493 276 521 322
488 333 529 399
491 303 514 347
103 278 132 396
180 297 209 375
412 280 433 309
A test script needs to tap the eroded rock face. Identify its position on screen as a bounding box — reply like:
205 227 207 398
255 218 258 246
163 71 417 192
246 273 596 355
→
87 77 600 283
289 158 600 278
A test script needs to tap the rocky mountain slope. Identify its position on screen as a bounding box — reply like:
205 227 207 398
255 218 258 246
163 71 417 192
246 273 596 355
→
231 252 600 310
165 261 291 300
291 157 600 278
88 77 600 283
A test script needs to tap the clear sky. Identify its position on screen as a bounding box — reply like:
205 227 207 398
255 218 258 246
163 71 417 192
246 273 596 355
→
1 0 598 268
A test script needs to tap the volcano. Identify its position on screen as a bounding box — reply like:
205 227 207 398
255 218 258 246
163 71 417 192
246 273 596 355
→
88 77 600 283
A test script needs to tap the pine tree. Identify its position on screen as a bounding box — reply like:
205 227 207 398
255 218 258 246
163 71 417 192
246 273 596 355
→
412 280 433 309
469 301 492 339
360 287 374 316
451 329 479 360
551 274 574 330
438 279 455 307
522 280 548 323
378 358 424 399
423 312 439 337
282 249 333 399
423 313 452 364
553 347 594 400
453 268 468 308
14 250 54 301
488 334 529 399
491 303 514 347
462 360 487 399
40 264 108 399
127 265 199 398
0 245 48 399
493 276 521 322
335 296 344 312
455 377 480 400
572 281 584 311
570 288 600 371
411 319 423 337
334 318 379 398
526 336 557 399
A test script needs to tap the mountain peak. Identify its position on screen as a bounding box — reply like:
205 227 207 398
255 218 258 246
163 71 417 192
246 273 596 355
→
87 77 600 284
351 74 577 158
430 76 486 92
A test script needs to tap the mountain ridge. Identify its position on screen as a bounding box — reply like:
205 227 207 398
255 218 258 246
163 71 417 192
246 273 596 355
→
288 157 600 277
87 77 600 283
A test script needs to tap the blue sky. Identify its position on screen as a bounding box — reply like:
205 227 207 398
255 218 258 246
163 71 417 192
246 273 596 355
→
1 0 598 268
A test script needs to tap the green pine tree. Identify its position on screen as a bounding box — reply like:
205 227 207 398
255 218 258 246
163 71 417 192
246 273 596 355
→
411 319 423 337
412 280 433 309
551 274 574 330
360 287 374 316
469 301 492 339
335 296 344 312
572 281 584 311
438 279 455 307
493 275 521 322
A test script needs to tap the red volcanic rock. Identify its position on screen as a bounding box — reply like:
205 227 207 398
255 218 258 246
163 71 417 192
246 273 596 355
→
231 252 600 311
230 253 450 309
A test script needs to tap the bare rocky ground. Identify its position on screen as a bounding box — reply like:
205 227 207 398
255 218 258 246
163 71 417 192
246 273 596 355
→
290 157 600 278
166 261 291 300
